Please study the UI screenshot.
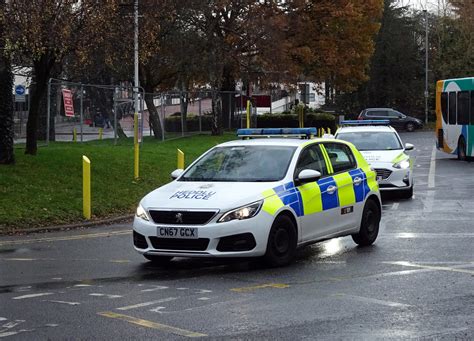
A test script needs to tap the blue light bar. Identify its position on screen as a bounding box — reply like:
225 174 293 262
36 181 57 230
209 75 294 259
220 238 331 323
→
341 120 390 126
237 127 317 139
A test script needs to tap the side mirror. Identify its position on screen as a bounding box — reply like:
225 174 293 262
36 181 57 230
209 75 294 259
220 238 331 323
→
171 169 184 180
405 143 414 151
297 169 321 184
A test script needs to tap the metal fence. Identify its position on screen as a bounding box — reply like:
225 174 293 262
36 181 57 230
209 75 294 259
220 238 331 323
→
13 79 259 145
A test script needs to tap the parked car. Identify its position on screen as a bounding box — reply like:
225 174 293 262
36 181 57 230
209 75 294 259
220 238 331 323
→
358 108 423 132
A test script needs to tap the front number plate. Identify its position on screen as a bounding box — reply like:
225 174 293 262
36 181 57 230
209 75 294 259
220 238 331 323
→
157 227 198 239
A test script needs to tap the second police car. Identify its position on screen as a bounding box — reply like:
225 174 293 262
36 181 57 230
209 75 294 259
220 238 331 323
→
133 128 382 267
335 121 415 198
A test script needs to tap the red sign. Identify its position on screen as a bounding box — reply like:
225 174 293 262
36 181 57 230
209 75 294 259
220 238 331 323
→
62 89 75 117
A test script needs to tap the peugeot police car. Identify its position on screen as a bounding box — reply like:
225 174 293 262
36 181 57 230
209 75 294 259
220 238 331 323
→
133 128 382 266
335 121 414 198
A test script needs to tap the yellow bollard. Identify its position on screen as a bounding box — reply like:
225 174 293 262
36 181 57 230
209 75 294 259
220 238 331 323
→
98 128 103 140
322 127 326 135
177 149 184 169
246 100 251 128
328 127 331 135
73 128 77 142
82 156 91 219
134 113 139 180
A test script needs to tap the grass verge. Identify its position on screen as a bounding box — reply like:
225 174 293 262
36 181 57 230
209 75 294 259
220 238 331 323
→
0 133 235 232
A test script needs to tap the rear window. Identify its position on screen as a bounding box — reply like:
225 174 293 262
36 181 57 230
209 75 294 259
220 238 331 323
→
336 131 403 151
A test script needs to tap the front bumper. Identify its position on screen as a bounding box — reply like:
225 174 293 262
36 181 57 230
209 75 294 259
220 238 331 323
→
375 165 413 191
132 212 274 258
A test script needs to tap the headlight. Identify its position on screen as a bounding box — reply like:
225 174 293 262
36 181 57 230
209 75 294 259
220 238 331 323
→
217 201 262 223
136 204 150 221
393 159 410 169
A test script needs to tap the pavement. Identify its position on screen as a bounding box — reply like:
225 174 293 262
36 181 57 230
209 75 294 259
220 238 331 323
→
1 131 473 340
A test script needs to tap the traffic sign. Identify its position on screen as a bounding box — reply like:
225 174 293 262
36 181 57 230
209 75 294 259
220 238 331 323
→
15 85 26 102
62 89 75 117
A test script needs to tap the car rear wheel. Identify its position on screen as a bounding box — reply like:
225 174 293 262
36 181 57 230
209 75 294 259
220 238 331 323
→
144 254 173 265
264 215 297 267
405 122 415 132
457 137 467 161
352 199 381 246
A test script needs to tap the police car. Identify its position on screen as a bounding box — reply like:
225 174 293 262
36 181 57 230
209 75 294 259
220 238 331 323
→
334 121 414 198
133 128 382 267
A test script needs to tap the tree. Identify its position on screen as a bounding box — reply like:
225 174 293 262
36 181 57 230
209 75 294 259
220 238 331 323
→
5 0 115 155
0 0 14 164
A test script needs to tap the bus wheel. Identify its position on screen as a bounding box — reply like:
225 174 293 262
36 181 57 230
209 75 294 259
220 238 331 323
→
457 137 466 161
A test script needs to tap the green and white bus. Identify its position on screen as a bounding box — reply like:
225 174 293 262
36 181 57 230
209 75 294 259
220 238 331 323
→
436 77 474 160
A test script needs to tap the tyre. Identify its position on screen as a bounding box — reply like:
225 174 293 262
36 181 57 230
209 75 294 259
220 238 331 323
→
399 185 413 199
457 137 466 161
352 199 381 246
405 122 415 132
264 215 297 267
144 254 173 265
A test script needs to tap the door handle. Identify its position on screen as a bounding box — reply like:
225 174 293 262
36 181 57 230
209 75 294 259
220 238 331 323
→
327 185 337 194
353 177 362 186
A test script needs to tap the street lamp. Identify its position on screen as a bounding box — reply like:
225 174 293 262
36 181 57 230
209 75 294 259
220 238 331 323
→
133 0 140 179
423 9 429 124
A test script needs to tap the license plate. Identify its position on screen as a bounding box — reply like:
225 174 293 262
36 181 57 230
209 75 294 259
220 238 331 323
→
157 227 198 239
377 176 383 182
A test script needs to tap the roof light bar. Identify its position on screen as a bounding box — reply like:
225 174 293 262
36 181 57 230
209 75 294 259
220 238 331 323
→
341 120 390 126
237 127 317 139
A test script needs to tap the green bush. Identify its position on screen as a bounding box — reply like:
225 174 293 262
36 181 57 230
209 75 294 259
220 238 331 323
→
165 115 213 132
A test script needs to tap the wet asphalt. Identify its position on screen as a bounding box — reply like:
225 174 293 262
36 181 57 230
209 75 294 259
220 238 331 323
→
0 131 473 340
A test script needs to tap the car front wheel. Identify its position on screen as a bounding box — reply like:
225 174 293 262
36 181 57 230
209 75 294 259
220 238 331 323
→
264 215 297 267
352 199 381 246
405 122 415 132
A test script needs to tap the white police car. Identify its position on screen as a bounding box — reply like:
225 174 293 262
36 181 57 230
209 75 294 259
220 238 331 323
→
133 128 382 266
335 121 414 198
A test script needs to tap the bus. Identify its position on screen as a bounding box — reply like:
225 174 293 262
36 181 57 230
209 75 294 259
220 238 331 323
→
436 77 474 160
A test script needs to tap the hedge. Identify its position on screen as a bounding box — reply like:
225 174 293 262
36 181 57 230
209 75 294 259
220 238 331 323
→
165 113 336 132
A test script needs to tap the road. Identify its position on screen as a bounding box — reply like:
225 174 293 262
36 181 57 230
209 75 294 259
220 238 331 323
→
1 131 473 340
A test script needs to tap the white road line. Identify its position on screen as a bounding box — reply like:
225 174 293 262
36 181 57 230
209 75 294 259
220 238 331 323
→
198 297 211 301
428 145 437 188
117 297 177 311
73 284 92 287
334 294 411 308
89 293 122 299
0 318 6 322
149 306 166 313
386 261 474 275
391 203 399 210
140 285 168 292
12 293 53 300
45 300 80 306
0 331 18 338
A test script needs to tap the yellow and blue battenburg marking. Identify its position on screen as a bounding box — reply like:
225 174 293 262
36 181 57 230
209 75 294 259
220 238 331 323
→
262 168 374 217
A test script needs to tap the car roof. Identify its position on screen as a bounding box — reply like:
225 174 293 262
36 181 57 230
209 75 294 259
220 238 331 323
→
363 108 394 111
336 125 397 134
217 137 340 148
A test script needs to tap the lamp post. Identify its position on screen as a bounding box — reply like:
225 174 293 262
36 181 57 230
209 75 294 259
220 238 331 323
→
133 0 140 179
424 9 429 124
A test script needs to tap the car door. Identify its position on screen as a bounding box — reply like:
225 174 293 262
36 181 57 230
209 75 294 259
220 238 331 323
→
388 110 404 129
321 142 362 234
294 143 334 242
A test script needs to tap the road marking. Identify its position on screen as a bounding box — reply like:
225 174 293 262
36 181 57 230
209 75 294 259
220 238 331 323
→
45 300 80 306
230 283 290 292
391 203 399 210
383 232 474 239
0 230 130 246
386 261 474 275
12 293 53 300
109 259 131 263
196 289 212 294
2 258 36 261
333 294 411 308
198 297 210 301
149 306 166 313
117 298 177 311
141 285 169 292
74 284 92 287
0 318 6 322
428 145 437 188
97 311 207 337
89 293 122 299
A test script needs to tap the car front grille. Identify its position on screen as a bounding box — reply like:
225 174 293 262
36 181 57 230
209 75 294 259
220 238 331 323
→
133 231 148 249
148 210 217 225
374 168 392 180
148 237 210 251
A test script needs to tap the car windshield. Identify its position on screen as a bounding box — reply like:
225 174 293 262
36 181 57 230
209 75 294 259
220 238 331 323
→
336 132 403 151
180 145 297 182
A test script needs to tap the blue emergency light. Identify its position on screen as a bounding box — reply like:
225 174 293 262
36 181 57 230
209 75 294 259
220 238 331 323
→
237 127 317 139
340 120 390 126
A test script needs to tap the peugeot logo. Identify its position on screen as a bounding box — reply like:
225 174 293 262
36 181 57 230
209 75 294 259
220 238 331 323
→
175 213 183 223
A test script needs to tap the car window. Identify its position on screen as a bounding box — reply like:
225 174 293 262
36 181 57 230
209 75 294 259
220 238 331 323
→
441 92 448 123
180 145 297 182
368 110 388 117
448 92 456 124
323 143 356 173
336 131 403 151
295 144 328 177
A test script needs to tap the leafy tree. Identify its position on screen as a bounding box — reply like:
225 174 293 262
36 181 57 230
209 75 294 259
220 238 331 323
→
5 0 115 155
0 0 14 164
